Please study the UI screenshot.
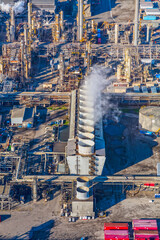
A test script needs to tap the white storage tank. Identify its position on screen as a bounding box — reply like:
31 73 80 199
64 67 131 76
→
77 176 89 187
139 106 160 132
78 139 95 155
76 186 90 200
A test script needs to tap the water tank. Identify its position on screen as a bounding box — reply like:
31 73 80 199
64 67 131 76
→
76 186 90 200
77 177 89 187
139 106 160 132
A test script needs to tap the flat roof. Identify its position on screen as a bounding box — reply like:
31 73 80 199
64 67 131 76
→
53 142 67 153
11 107 25 119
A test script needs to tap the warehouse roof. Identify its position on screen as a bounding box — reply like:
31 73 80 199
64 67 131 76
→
11 107 25 119
11 107 34 121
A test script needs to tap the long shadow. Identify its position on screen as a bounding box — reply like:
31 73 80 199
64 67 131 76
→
94 182 126 213
103 110 158 175
91 0 118 16
0 215 11 222
0 220 54 240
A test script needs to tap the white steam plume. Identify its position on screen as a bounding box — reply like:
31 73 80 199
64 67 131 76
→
13 0 25 15
0 0 25 15
83 66 116 123
0 2 10 12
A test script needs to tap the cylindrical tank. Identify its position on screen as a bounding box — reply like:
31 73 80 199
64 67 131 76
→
79 117 94 127
77 177 89 188
79 112 94 120
139 106 160 132
76 186 90 200
79 101 94 109
78 139 95 155
80 105 94 113
79 125 94 133
78 131 94 141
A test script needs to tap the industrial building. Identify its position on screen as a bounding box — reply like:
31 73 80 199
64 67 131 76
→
11 107 35 127
66 81 106 176
71 177 95 217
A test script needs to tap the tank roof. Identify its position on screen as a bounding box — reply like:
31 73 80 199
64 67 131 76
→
140 106 160 118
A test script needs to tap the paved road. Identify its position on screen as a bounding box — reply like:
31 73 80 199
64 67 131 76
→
16 175 160 184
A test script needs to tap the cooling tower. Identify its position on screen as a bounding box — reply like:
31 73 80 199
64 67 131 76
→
76 186 90 200
67 84 106 175
77 177 89 187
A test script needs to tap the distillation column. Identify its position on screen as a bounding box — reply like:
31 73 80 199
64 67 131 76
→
134 0 139 46
146 24 150 43
28 2 32 38
78 0 83 41
10 8 15 42
115 24 119 44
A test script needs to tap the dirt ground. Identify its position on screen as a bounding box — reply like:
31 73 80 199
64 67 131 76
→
1 194 160 240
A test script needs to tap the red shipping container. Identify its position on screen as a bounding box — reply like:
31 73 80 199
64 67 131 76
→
144 183 155 187
134 230 159 240
133 219 157 230
105 238 129 240
144 183 150 186
104 223 128 230
149 183 155 186
104 230 129 235
135 237 159 240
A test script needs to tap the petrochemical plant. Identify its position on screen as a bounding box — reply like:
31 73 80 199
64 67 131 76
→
1 0 160 239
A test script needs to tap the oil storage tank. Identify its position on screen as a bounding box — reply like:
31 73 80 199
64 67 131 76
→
139 106 160 132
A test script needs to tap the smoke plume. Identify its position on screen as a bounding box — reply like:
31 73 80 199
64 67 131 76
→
0 0 25 15
83 66 116 123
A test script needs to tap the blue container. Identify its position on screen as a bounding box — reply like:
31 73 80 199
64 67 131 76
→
156 74 160 79
143 16 157 20
155 194 160 198
97 28 101 33
97 33 101 38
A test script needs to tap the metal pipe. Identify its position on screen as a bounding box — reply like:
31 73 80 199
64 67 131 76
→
134 0 139 46
32 177 38 202
28 2 32 36
10 8 15 42
147 24 150 43
115 24 119 44
24 24 28 46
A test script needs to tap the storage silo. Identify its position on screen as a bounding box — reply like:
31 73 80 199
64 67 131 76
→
139 106 160 132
